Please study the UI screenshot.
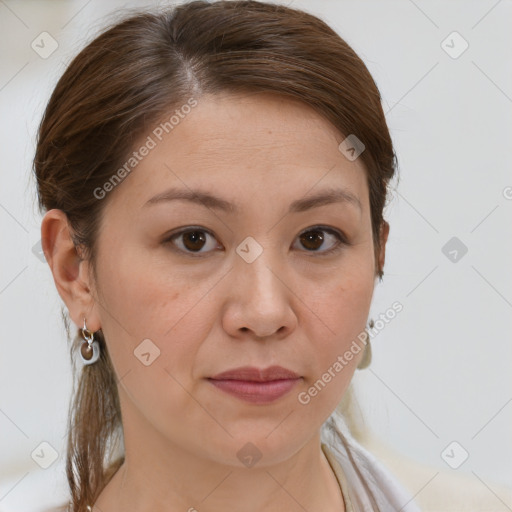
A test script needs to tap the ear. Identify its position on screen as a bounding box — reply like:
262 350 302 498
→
40 209 101 332
377 220 390 276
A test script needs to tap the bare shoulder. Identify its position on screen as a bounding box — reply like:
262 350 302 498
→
360 432 512 512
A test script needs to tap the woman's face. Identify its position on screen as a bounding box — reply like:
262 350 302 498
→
73 92 383 466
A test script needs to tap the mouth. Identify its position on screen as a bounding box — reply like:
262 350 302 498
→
207 365 302 404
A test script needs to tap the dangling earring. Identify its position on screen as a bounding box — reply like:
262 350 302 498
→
80 317 100 365
357 319 374 370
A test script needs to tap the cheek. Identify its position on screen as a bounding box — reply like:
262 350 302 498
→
307 250 374 329
94 252 215 429
296 295 371 416
300 256 374 390
97 243 199 338
96 247 227 390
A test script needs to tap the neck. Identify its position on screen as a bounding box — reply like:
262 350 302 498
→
93 391 345 511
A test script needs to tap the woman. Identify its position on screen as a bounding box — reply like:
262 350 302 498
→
34 1 420 510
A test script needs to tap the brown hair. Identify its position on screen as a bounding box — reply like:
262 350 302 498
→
33 1 398 509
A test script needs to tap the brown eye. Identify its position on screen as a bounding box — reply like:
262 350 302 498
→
182 231 206 251
300 229 325 250
294 226 347 254
165 228 220 255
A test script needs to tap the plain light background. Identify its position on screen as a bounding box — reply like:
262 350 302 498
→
1 0 511 510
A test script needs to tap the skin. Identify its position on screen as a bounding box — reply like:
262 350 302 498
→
42 91 389 512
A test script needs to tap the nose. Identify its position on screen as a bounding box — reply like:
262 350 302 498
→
221 248 298 340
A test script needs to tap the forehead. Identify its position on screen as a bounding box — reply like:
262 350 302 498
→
158 92 350 166
103 92 369 216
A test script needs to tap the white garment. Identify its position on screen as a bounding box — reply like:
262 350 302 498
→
321 411 422 512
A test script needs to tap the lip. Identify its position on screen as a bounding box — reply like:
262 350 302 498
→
210 365 300 381
208 366 301 404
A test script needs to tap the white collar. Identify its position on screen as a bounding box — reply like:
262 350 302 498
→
321 412 422 511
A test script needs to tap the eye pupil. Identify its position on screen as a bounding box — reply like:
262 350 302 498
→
301 230 324 250
183 231 206 251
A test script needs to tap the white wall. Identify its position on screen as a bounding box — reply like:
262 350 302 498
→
1 0 510 510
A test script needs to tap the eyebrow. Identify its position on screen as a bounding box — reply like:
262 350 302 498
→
143 186 362 214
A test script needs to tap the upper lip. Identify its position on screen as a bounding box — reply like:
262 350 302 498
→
209 365 300 382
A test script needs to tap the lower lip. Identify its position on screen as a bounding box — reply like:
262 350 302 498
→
208 378 301 404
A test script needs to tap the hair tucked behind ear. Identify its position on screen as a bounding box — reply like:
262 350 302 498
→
33 1 397 509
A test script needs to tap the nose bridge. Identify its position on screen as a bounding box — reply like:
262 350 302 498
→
233 235 287 305
220 234 298 339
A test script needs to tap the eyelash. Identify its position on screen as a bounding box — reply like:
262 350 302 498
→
162 225 350 258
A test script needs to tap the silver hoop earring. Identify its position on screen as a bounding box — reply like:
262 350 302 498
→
80 317 100 365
